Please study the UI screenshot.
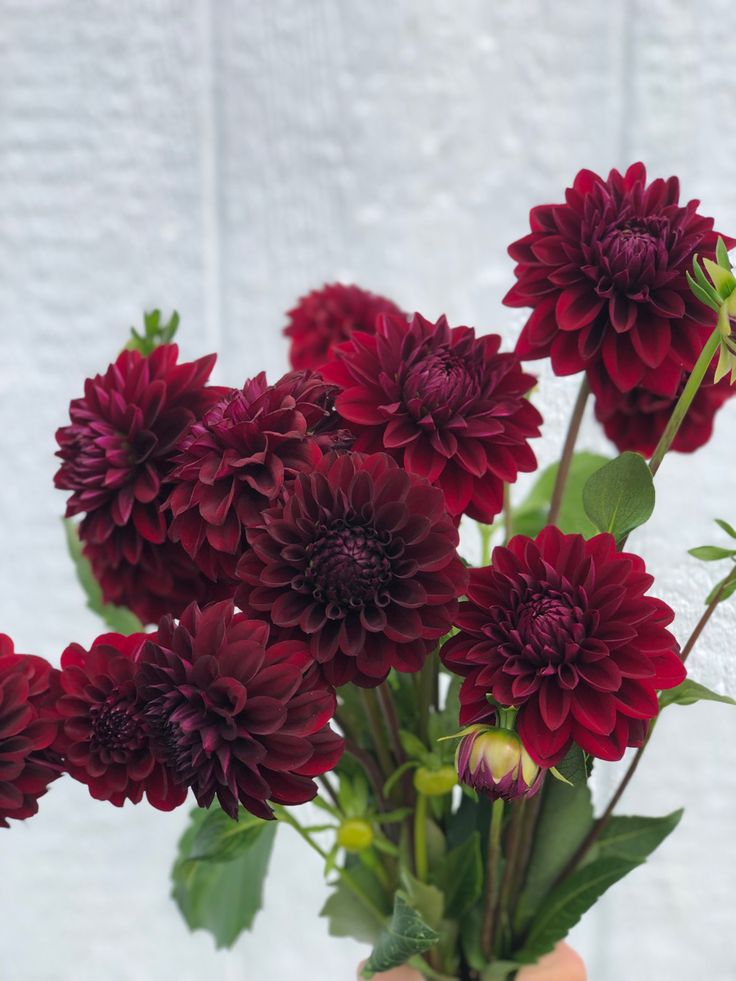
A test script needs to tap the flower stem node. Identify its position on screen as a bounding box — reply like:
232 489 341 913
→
456 725 542 802
337 818 375 853
413 764 458 797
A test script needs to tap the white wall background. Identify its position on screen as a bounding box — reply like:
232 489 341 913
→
1 2 736 979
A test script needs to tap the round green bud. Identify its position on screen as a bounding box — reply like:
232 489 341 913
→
413 764 458 797
337 818 374 853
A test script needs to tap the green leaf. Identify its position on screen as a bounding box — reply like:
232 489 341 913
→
594 810 683 863
715 518 736 539
706 575 736 606
400 729 431 762
582 451 654 541
686 271 721 312
659 678 736 710
688 545 736 561
362 892 440 977
513 452 611 538
321 863 390 945
63 519 144 634
401 870 445 930
185 804 275 863
430 831 483 918
172 806 277 948
127 308 180 355
517 857 638 962
551 746 587 786
514 749 594 932
716 236 732 270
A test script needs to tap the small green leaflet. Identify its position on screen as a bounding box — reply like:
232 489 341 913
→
362 892 439 978
660 678 736 710
127 308 180 355
513 452 611 538
582 452 654 542
429 832 483 919
171 805 277 949
63 519 144 634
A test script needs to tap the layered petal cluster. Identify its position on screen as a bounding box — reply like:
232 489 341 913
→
55 344 224 622
441 527 685 766
166 371 339 586
505 163 734 392
588 363 734 457
321 313 542 523
137 601 343 820
284 282 404 370
236 452 468 687
54 632 186 809
455 725 542 802
0 634 61 827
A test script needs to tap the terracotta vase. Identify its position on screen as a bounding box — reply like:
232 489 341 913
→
356 942 586 980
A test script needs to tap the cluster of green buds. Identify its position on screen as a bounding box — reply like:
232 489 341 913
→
687 238 736 384
455 724 542 802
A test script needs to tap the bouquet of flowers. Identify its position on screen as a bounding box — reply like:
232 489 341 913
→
5 163 736 981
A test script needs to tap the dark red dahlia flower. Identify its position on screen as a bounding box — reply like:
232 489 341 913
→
284 282 404 371
236 452 468 688
505 162 735 392
588 362 734 457
137 601 343 820
54 631 186 810
55 343 225 622
165 370 339 586
441 526 685 767
0 634 61 827
320 313 542 523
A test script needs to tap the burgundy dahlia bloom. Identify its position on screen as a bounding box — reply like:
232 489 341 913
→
284 283 404 371
0 634 61 827
54 632 186 810
505 163 735 393
321 313 542 523
55 344 224 622
441 526 685 766
588 363 734 457
236 452 468 688
165 371 339 586
137 601 343 820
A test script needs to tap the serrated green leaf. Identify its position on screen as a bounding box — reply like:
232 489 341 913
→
688 545 736 561
515 857 638 963
430 831 483 919
185 805 273 863
63 519 144 634
582 452 654 541
362 892 439 977
551 746 587 786
513 452 612 538
594 810 683 863
659 678 736 709
320 863 390 945
172 806 277 948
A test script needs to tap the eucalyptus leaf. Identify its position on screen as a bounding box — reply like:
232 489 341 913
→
515 857 639 963
430 831 483 918
513 452 611 538
362 892 439 977
172 806 277 948
659 678 736 710
63 519 144 634
582 452 654 541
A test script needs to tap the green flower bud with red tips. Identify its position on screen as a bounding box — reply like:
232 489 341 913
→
455 725 542 802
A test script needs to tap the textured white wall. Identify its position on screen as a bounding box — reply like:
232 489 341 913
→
1 1 736 979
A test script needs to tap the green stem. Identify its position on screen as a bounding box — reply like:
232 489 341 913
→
503 484 513 544
274 807 386 925
478 522 493 566
493 799 526 956
360 688 394 779
648 325 722 477
418 655 435 744
680 565 736 663
548 377 590 526
414 792 429 881
481 798 506 961
377 681 406 765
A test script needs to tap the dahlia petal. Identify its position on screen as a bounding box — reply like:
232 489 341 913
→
517 701 572 768
556 287 605 332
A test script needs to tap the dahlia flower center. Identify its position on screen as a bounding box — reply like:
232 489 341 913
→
306 520 393 612
509 590 583 666
601 217 668 269
91 700 141 751
403 349 479 415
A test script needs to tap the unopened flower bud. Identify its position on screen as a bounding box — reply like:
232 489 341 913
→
337 818 374 853
413 764 458 797
456 725 542 802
